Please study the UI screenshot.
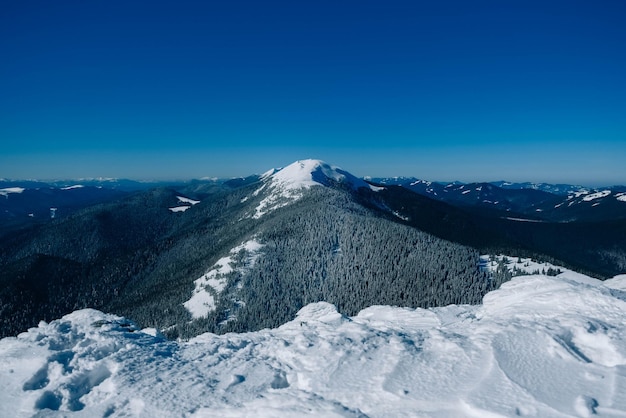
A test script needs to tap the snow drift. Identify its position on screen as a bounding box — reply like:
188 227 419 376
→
1 273 626 417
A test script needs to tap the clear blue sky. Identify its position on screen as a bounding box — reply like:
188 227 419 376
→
1 0 625 185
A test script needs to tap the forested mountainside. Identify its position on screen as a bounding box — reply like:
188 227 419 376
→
0 163 500 339
1 160 624 339
165 188 501 339
372 185 626 278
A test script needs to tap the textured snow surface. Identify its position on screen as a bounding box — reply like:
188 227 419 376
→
2 273 626 417
252 159 371 218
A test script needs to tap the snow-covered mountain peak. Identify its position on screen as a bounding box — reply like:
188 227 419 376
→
269 159 369 190
267 159 324 189
251 160 373 218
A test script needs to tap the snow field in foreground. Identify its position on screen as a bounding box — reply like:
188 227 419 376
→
1 273 626 417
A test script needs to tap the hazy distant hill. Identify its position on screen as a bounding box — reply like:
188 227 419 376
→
370 177 626 223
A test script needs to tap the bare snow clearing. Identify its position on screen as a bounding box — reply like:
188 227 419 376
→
184 239 264 319
481 255 569 277
176 196 200 205
168 206 191 213
169 196 200 212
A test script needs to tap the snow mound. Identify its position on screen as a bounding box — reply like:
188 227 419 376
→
252 159 372 218
295 301 348 325
2 274 626 417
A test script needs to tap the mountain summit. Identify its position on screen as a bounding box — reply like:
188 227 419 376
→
252 159 376 218
266 159 371 190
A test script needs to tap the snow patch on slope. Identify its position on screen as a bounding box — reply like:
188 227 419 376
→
503 217 544 223
169 196 200 213
2 273 626 417
60 185 84 190
176 196 200 205
0 187 25 196
252 159 371 218
184 239 264 319
570 189 592 199
582 190 611 202
392 210 409 221
169 206 191 213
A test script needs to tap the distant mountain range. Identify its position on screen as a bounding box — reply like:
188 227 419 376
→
369 177 626 223
0 179 223 233
489 181 589 195
1 160 624 340
3 173 623 228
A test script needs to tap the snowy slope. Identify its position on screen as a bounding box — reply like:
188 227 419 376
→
2 273 626 417
184 239 264 319
251 159 376 218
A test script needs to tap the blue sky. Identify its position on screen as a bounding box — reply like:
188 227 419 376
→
1 0 625 185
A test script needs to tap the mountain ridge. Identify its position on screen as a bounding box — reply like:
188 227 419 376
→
1 159 624 340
